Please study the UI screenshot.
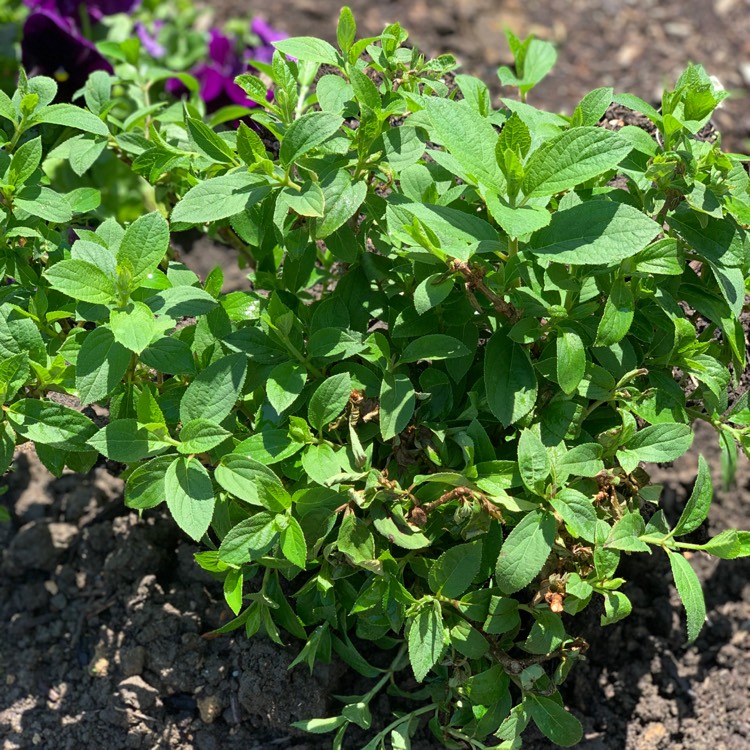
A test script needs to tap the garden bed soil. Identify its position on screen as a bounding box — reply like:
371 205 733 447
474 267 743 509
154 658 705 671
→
4 1 750 748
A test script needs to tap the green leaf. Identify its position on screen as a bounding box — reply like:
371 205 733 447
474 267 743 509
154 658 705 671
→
0 352 29 403
146 286 218 319
0 308 44 364
525 610 565 655
233 430 303 465
180 354 247 425
0 89 15 124
400 334 470 363
9 136 42 185
236 121 267 163
14 186 72 223
171 172 270 224
7 399 97 452
301 443 341 486
617 423 694 474
527 202 660 265
32 103 109 136
124 455 171 510
290 716 347 735
178 419 231 454
522 127 631 197
556 327 585 396
379 373 415 441
372 505 431 550
571 87 614 127
700 529 750 559
485 193 551 238
413 274 454 315
140 337 195 375
76 327 132 405
667 549 706 644
116 211 170 287
280 112 344 165
495 510 556 594
215 454 291 511
68 135 107 176
309 372 352 431
517 429 550 495
186 117 237 164
337 513 376 565
428 540 482 598
0 423 14 476
549 488 597 542
273 37 340 66
219 511 278 565
312 171 368 239
280 516 307 568
87 419 171 463
308 327 366 360
485 330 537 428
595 278 634 346
282 180 325 217
450 620 489 660
266 361 307 414
165 457 216 541
337 6 357 53
408 601 446 682
422 97 506 191
44 259 115 304
600 590 632 626
498 112 531 157
223 568 244 615
526 695 583 748
499 33 557 95
673 455 712 537
110 302 158 354
606 512 650 552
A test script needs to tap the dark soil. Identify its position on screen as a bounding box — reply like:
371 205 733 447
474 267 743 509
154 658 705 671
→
4 1 750 749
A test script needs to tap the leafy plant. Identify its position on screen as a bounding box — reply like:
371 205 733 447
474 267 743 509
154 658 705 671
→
2 6 750 748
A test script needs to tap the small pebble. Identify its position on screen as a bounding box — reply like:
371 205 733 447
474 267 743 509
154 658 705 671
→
197 694 222 724
44 580 59 596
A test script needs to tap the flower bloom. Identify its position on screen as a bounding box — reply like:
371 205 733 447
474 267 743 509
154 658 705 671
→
21 9 113 101
22 0 141 24
167 21 286 113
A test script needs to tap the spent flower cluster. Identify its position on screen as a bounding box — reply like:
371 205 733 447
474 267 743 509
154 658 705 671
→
2 5 750 748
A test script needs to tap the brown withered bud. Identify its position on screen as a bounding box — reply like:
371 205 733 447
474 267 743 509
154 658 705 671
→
545 591 565 614
409 506 428 528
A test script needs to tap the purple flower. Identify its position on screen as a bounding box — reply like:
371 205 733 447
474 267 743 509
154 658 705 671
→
21 10 113 101
167 29 256 112
167 21 286 114
23 0 140 23
135 21 166 59
249 17 287 65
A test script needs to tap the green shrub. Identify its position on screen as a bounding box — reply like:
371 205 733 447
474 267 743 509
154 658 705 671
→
2 8 750 748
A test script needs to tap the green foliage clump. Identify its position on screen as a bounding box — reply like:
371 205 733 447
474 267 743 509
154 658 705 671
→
2 8 750 748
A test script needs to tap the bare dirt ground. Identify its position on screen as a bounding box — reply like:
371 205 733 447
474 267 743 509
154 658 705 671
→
3 1 750 749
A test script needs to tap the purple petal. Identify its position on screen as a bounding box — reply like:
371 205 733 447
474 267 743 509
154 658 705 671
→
208 29 233 67
24 0 140 19
250 17 287 46
247 44 275 66
21 10 113 101
135 22 166 58
195 65 226 103
91 0 140 14
224 79 258 108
